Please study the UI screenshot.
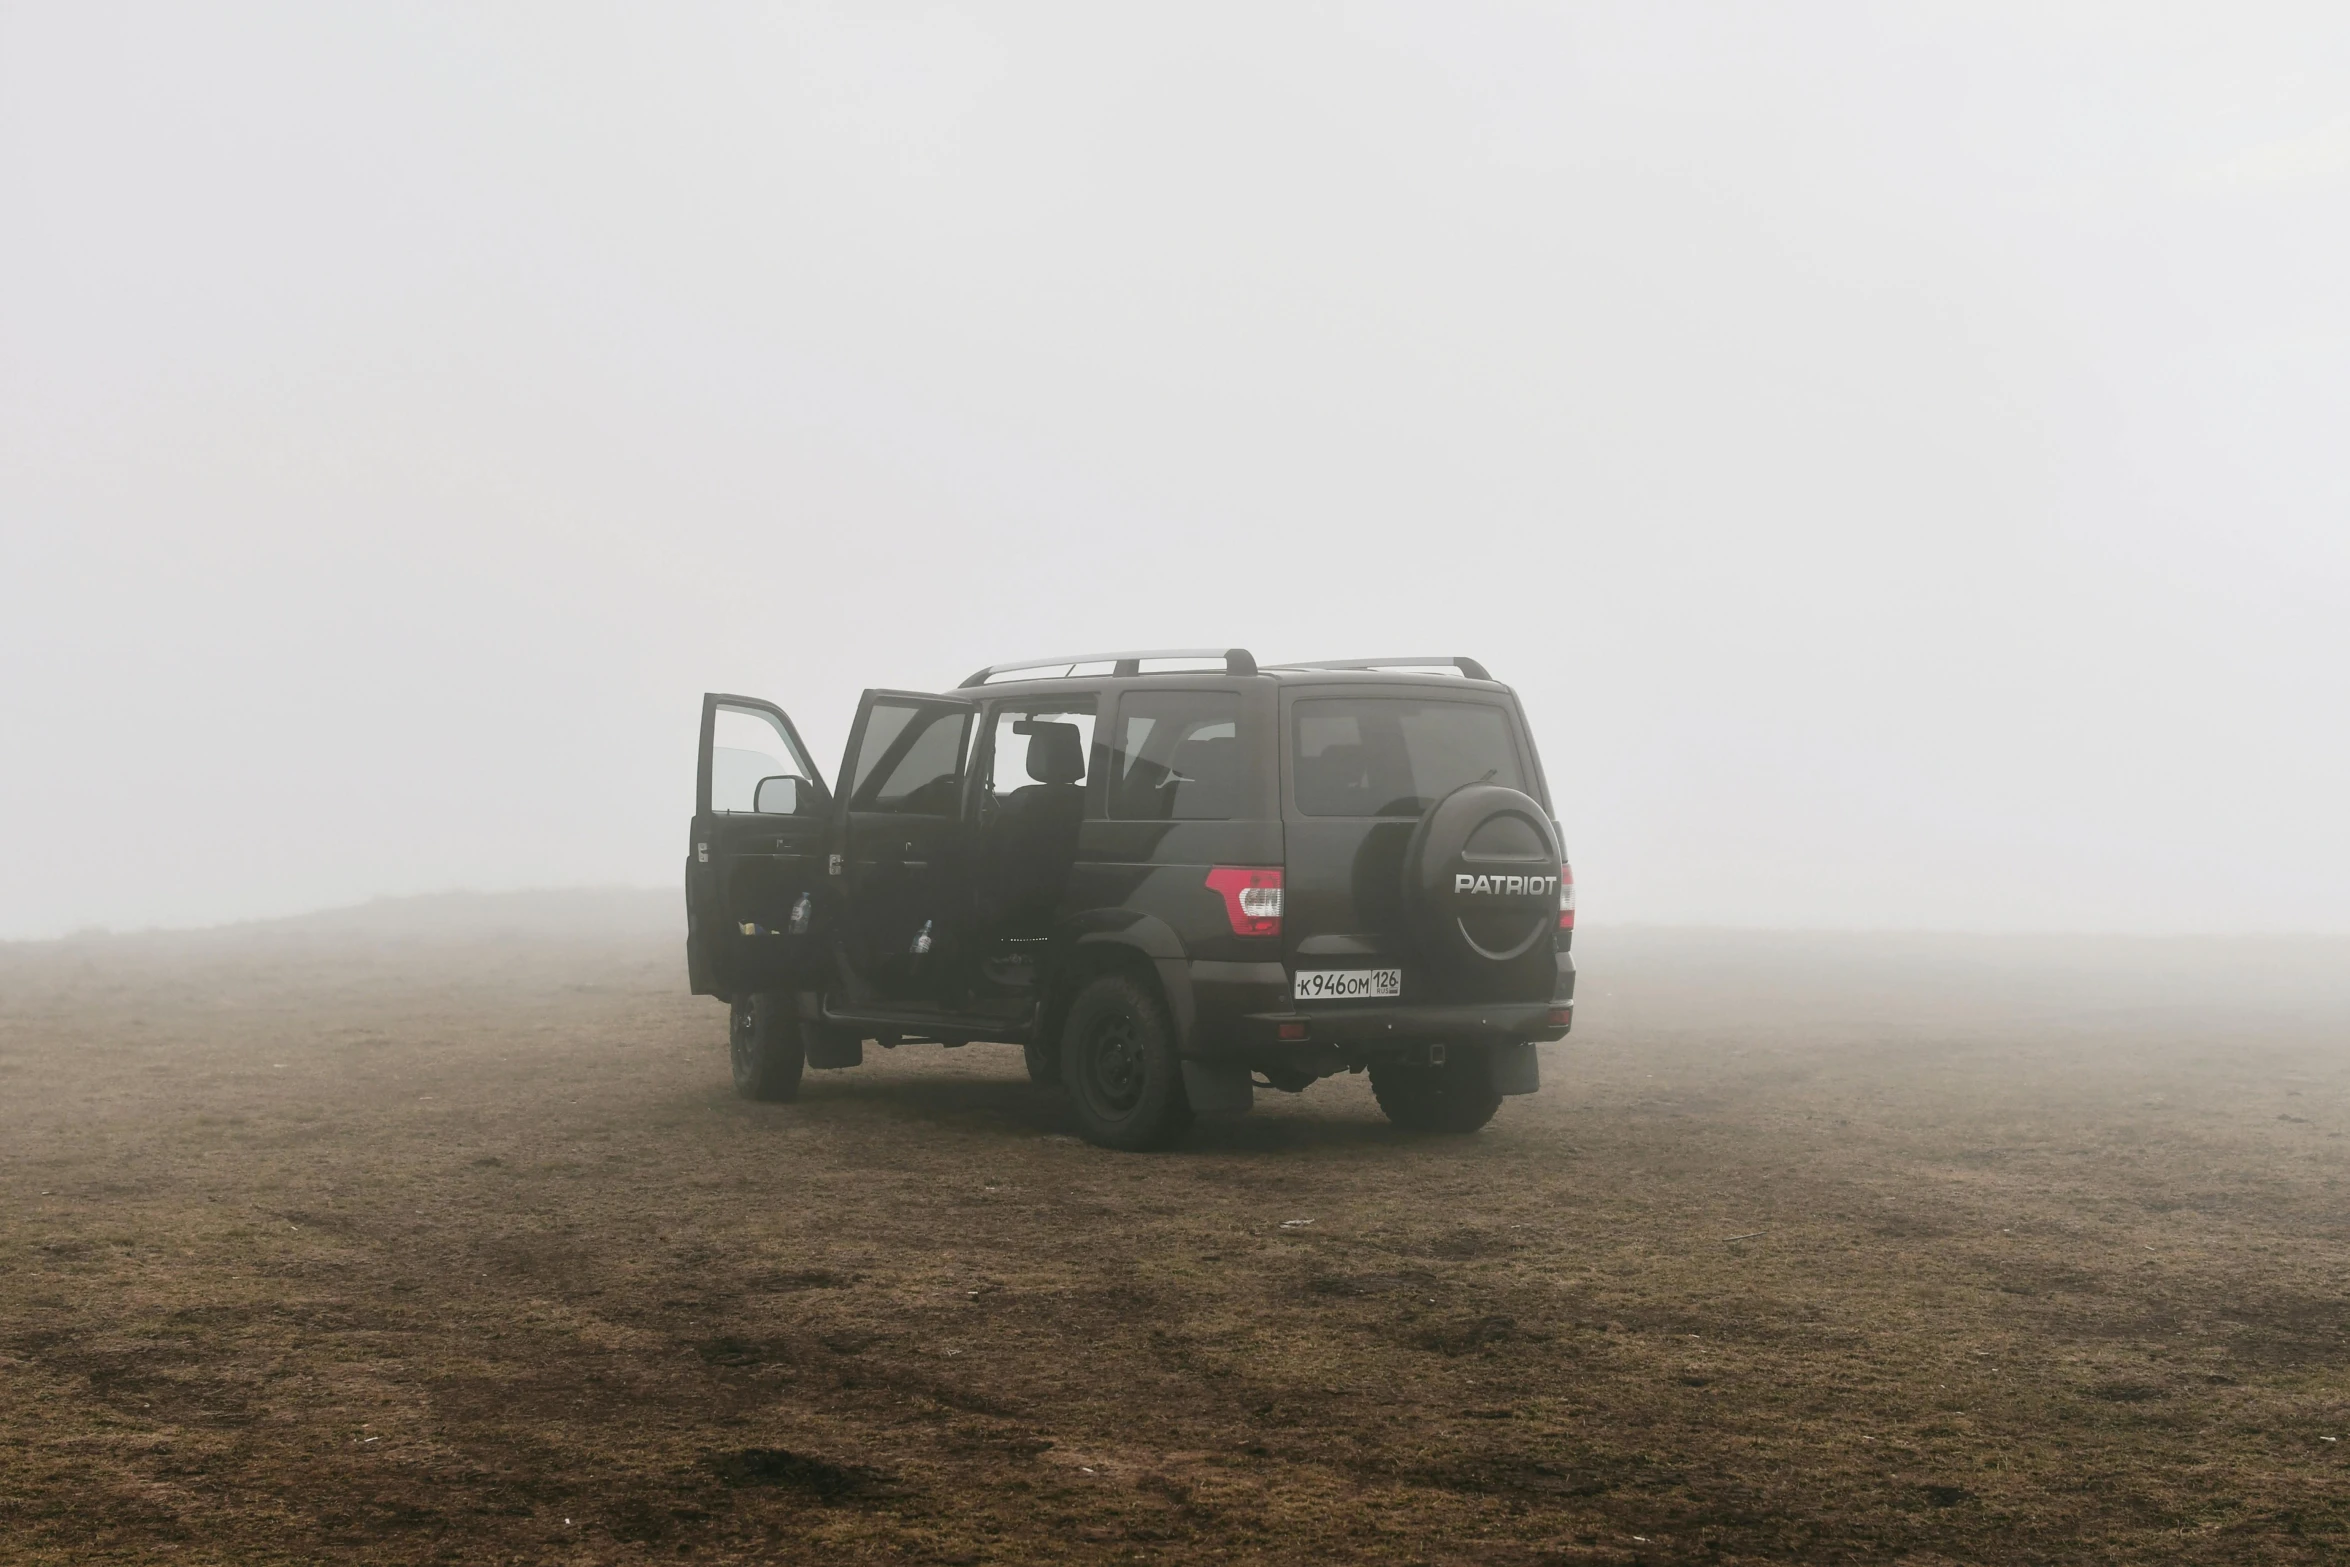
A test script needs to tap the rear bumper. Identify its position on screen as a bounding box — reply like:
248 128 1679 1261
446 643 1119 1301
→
1236 999 1570 1050
1183 954 1574 1060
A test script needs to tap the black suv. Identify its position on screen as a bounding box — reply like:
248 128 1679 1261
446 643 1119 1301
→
684 649 1575 1150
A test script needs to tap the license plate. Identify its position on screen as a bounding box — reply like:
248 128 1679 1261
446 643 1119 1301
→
1293 968 1402 1002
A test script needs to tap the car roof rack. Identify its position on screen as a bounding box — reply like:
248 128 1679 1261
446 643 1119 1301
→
958 647 1259 687
1267 655 1494 681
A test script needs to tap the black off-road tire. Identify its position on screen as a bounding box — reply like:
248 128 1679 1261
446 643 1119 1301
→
1023 1036 1061 1088
1369 1050 1502 1134
730 992 805 1102
1060 975 1192 1151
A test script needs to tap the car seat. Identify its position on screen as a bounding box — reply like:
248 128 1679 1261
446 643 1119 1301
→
988 721 1087 930
1294 741 1371 815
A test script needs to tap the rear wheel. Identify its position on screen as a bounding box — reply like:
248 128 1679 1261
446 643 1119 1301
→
729 992 805 1102
1061 975 1191 1150
1370 1049 1501 1134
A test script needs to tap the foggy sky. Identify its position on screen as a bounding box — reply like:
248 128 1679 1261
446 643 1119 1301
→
4 3 2346 940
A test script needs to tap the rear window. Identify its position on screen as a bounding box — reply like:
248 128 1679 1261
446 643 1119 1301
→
1110 691 1242 820
1292 697 1525 817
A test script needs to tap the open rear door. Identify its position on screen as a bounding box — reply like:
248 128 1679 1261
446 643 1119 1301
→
830 689 980 1014
686 694 831 999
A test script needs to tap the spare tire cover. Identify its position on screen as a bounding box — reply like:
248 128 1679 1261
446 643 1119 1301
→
1400 784 1562 969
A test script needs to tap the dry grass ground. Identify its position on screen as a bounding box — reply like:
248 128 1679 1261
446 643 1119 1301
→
3 893 2347 1565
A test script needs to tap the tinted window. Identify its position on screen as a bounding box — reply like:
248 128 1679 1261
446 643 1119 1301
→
1292 698 1524 817
709 704 817 815
848 703 916 799
1111 691 1242 820
850 703 971 814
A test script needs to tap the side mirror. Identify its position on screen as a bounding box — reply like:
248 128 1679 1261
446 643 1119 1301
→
754 774 817 815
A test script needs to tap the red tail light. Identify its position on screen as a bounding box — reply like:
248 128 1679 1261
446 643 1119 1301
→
1206 866 1283 937
1558 862 1575 930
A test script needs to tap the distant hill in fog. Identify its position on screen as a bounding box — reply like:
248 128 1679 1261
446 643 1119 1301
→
6 888 679 949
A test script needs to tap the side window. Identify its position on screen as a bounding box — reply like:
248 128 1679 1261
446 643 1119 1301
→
984 703 1097 799
850 704 972 815
1110 691 1243 820
848 704 917 801
710 704 818 815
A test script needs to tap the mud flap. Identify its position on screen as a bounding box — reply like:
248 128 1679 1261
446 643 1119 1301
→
1489 1041 1541 1096
1181 1060 1254 1118
806 1031 863 1070
797 993 863 1069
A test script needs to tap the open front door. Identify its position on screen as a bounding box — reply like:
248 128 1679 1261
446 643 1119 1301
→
830 689 980 1015
686 694 831 999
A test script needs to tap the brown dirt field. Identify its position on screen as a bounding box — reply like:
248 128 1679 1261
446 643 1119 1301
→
3 894 2348 1565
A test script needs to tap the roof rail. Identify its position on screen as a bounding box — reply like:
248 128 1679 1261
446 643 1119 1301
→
1267 655 1495 682
958 647 1259 688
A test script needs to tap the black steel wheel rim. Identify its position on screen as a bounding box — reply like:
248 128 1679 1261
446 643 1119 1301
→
1083 1013 1145 1114
730 1002 755 1079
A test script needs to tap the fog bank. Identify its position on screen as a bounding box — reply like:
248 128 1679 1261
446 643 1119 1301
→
4 4 2345 938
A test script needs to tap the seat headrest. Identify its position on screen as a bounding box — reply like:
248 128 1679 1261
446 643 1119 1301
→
1295 741 1366 814
1019 722 1086 785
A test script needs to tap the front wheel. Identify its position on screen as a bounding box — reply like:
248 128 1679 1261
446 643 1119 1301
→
1369 1049 1502 1134
730 992 805 1102
1060 975 1192 1151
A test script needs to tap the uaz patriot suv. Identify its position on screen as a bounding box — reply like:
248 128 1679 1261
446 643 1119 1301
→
684 650 1575 1150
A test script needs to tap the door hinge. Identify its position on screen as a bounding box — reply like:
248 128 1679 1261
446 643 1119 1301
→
828 853 845 877
696 843 709 863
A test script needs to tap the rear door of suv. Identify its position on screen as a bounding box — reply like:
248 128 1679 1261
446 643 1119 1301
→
1280 683 1556 1005
828 689 980 1014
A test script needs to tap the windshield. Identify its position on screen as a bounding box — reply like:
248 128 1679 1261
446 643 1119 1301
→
1291 697 1526 817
